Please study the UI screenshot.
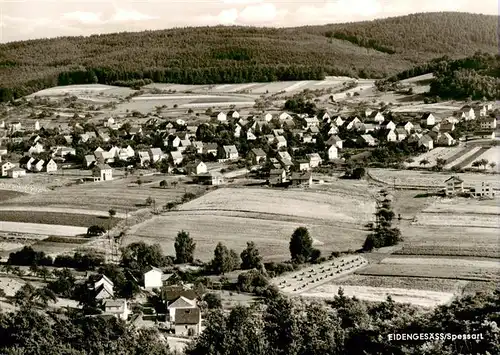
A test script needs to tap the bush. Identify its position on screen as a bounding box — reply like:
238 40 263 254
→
264 262 296 277
237 270 269 293
87 225 106 236
8 247 53 267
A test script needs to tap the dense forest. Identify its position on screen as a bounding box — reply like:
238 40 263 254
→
1 288 499 354
375 52 500 100
0 12 497 102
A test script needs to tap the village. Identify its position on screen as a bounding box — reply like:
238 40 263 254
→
0 80 499 351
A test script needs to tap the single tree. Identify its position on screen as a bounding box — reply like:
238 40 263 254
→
289 227 313 263
489 162 496 170
240 242 263 270
174 230 196 264
36 266 52 281
108 209 117 218
211 243 239 275
435 158 446 170
202 292 222 309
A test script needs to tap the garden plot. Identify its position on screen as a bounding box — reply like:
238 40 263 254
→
444 146 482 169
369 169 500 190
462 146 500 172
357 258 500 282
406 147 463 168
301 284 454 308
332 274 465 293
272 255 368 294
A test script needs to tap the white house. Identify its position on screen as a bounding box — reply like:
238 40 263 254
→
304 116 320 128
144 267 163 290
360 134 377 146
368 111 385 123
227 110 240 119
234 125 242 138
421 113 436 126
419 135 434 150
278 112 292 121
307 153 323 168
345 117 362 131
333 116 344 127
168 296 197 322
437 133 455 146
246 130 257 141
174 307 201 337
381 120 396 131
264 113 273 122
186 161 207 175
444 176 464 196
386 130 397 142
395 128 408 142
398 121 414 133
28 142 44 155
275 136 287 149
171 151 184 165
327 145 338 160
149 148 164 163
223 145 239 160
479 116 497 130
213 112 227 122
92 164 113 181
326 135 343 149
469 182 495 198
7 167 26 178
103 299 131 321
459 106 475 121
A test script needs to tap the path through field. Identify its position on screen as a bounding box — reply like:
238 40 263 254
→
0 221 87 236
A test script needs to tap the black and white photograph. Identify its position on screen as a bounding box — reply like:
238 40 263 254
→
0 0 498 354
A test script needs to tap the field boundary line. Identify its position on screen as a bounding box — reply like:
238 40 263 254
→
355 272 498 282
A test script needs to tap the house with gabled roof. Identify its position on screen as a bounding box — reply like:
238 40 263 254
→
327 124 338 135
345 117 362 131
290 171 312 187
249 148 267 165
306 153 322 168
170 151 184 165
304 116 319 128
397 121 414 133
28 142 44 156
192 141 204 154
186 160 207 175
144 266 163 290
327 145 338 160
419 135 434 150
174 307 201 336
212 111 227 122
421 112 436 126
84 155 96 168
479 116 497 130
459 105 475 120
278 112 292 121
268 169 286 186
275 135 287 148
222 145 239 160
395 128 408 141
1 161 15 177
386 130 397 142
437 132 455 146
92 164 113 181
203 143 218 156
103 299 131 321
43 159 57 173
360 134 377 146
368 111 385 123
333 116 344 127
326 135 343 149
149 148 164 163
137 151 150 167
227 110 240 119
380 120 396 131
277 151 293 170
168 296 197 322
246 130 257 141
444 176 464 196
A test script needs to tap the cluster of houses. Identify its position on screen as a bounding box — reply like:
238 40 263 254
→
0 102 496 183
88 268 202 337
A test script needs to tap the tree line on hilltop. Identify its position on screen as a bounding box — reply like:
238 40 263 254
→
0 12 498 102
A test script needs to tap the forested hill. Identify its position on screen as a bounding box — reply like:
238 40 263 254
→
304 12 498 60
0 12 498 102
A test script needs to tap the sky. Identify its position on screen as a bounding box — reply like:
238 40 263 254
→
0 0 497 43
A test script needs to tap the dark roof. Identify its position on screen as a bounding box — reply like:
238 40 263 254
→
175 307 200 324
162 286 198 302
291 171 312 180
421 112 434 119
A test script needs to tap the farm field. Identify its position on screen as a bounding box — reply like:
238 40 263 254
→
357 260 500 282
124 186 375 261
0 190 27 202
1 175 199 212
369 168 500 190
0 211 120 228
0 221 87 236
406 147 464 168
302 284 454 308
332 274 465 293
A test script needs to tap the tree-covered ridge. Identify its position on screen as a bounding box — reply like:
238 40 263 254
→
306 12 498 60
375 52 500 100
0 12 498 102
